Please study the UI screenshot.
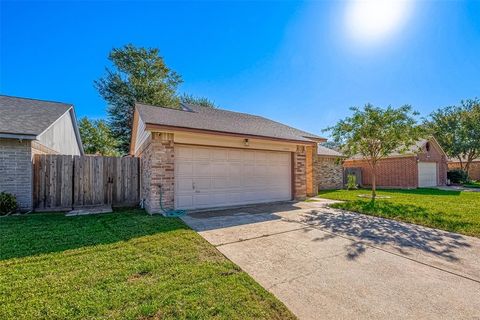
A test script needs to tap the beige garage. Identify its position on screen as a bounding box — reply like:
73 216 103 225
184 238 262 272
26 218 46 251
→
130 102 325 214
175 145 291 210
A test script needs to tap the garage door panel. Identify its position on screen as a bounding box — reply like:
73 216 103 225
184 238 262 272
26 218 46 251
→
177 178 193 193
194 178 211 190
193 194 211 206
175 146 291 210
244 151 255 161
177 162 193 176
418 162 437 187
176 195 193 208
194 162 211 176
228 163 243 176
212 177 230 189
193 148 211 160
212 149 228 160
210 162 228 176
176 147 193 160
228 149 244 161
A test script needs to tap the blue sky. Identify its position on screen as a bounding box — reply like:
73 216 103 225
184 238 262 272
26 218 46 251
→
1 0 479 138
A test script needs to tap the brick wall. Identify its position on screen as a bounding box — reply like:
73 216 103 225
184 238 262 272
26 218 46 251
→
344 156 418 188
0 138 33 210
293 145 307 200
315 156 344 190
417 141 447 186
343 141 448 188
137 132 174 214
449 160 480 181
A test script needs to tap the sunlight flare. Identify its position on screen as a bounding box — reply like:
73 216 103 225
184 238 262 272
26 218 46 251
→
344 0 413 44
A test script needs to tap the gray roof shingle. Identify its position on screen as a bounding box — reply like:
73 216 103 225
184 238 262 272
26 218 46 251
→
0 95 72 137
136 103 324 142
317 145 344 157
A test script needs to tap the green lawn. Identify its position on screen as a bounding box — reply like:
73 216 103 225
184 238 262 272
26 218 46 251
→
318 188 480 237
0 209 295 320
464 181 480 188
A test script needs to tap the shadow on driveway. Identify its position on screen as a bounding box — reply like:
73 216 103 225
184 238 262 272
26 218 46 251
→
299 207 471 261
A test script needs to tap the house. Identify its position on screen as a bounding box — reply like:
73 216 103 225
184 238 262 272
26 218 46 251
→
130 103 326 213
343 138 448 188
0 95 84 210
448 158 480 181
315 145 345 190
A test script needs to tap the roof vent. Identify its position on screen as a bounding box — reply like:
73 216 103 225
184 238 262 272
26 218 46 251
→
180 103 194 112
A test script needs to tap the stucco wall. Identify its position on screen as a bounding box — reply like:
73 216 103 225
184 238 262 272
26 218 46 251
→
315 156 344 190
0 138 33 210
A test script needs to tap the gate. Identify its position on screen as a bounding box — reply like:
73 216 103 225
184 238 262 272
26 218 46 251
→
33 155 139 211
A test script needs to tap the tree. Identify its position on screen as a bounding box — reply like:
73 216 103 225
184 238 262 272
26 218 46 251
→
79 117 120 156
326 104 423 200
179 93 217 108
428 98 480 174
95 44 183 154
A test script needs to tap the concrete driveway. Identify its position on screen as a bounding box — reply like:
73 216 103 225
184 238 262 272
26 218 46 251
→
182 200 480 320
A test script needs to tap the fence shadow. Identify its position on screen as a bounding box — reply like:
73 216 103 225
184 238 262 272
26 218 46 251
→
0 209 188 260
300 204 471 261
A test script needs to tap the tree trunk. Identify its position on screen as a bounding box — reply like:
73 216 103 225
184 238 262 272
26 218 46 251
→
458 156 464 171
371 165 377 201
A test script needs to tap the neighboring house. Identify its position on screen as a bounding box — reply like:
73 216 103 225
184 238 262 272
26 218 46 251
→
130 103 326 213
0 95 84 210
448 159 480 181
315 145 345 190
343 138 448 188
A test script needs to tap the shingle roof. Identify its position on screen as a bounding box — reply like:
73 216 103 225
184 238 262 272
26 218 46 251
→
136 103 325 142
0 95 72 137
317 145 344 157
348 138 437 160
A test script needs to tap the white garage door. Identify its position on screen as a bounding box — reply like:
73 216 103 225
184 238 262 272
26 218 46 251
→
175 145 292 210
418 162 438 187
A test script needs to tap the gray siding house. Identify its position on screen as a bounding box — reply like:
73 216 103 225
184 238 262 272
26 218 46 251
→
0 95 84 210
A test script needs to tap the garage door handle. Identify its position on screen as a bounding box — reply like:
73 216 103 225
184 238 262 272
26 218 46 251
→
192 182 195 190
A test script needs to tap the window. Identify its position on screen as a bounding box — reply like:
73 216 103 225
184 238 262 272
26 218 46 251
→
425 142 430 152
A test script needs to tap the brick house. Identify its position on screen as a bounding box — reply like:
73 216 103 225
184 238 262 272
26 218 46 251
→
130 103 326 213
0 95 84 210
448 159 480 181
315 145 345 190
343 138 448 188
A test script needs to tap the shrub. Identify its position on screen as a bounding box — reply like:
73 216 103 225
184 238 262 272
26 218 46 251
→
447 169 469 184
346 174 358 190
0 192 17 215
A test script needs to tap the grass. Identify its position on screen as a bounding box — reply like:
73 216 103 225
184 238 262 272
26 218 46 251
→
0 209 295 320
317 188 480 237
464 181 480 188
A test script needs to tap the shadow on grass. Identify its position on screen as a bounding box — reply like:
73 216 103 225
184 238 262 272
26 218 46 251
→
299 201 471 261
0 209 189 260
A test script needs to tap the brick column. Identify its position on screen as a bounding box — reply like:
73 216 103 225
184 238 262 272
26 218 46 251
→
293 145 307 200
306 144 318 197
141 132 175 214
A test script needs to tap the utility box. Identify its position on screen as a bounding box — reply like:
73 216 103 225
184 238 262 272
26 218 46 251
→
344 167 362 187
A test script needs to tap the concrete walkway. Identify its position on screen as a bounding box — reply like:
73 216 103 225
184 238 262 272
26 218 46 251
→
182 201 480 320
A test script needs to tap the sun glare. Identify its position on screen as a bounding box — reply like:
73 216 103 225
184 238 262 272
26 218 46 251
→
345 0 412 45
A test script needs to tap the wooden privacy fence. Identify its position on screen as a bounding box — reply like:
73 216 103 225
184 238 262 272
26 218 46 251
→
33 155 140 211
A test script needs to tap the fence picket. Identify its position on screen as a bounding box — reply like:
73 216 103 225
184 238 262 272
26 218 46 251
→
33 155 139 210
